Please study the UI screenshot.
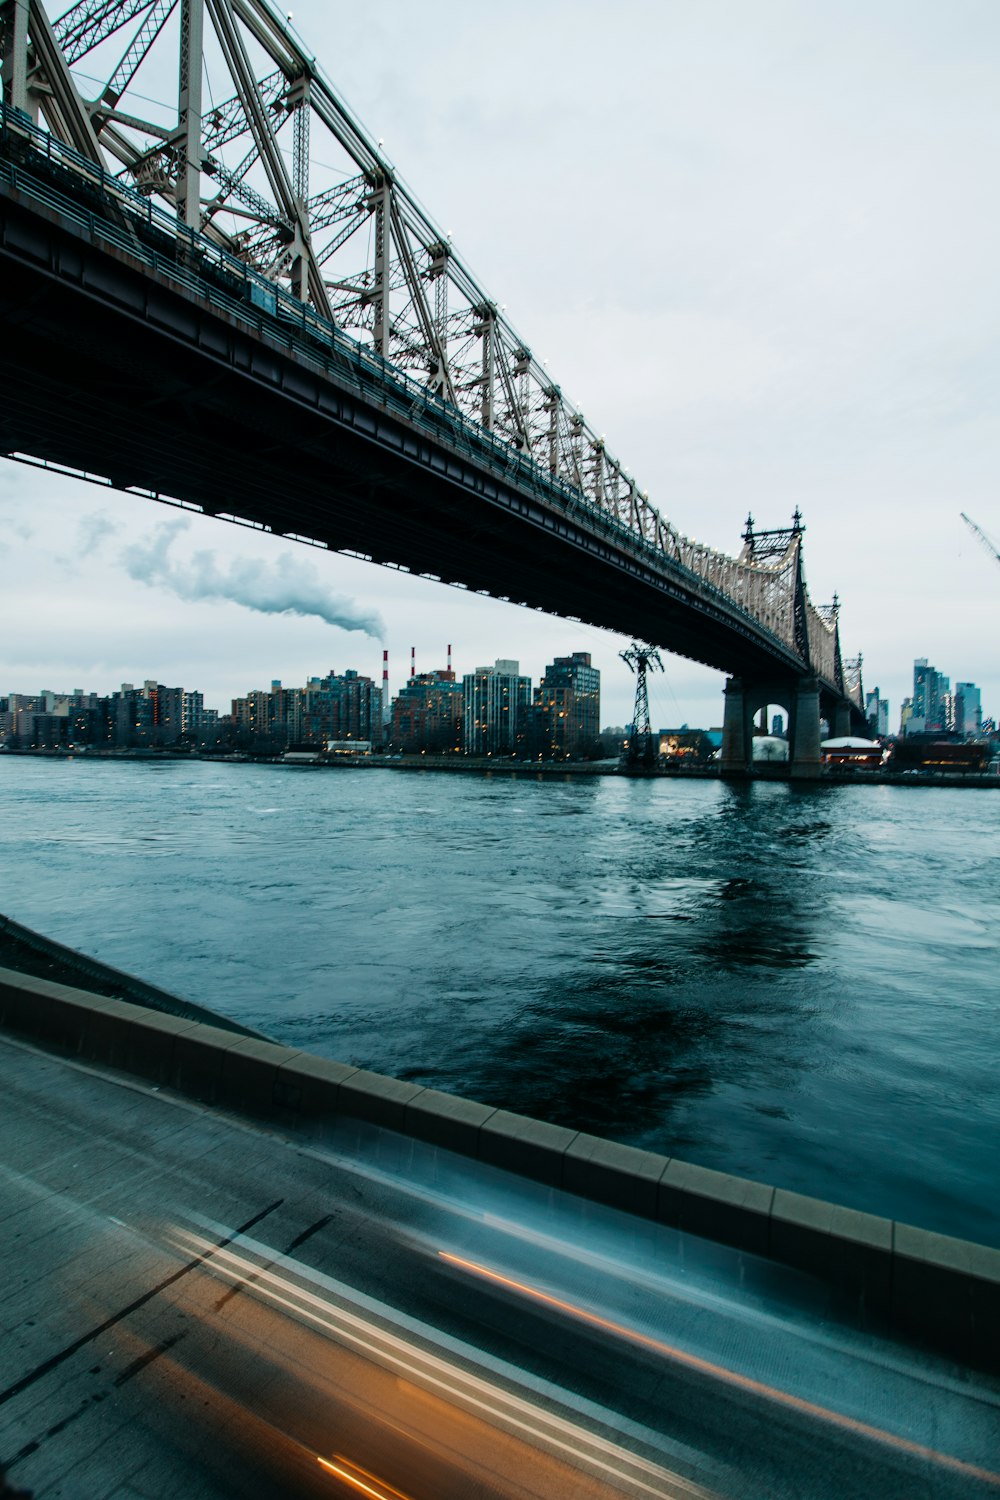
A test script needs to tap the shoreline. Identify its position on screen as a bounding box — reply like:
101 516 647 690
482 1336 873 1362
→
2 746 998 787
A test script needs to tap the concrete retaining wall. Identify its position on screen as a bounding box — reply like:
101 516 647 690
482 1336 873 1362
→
0 911 265 1035
1 963 996 1371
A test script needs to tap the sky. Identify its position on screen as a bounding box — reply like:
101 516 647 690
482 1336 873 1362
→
2 0 999 730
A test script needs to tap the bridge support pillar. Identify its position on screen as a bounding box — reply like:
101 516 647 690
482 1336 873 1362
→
833 701 852 739
790 677 822 780
721 677 750 776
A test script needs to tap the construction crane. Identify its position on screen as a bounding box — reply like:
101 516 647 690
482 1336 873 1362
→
961 512 1000 569
620 642 663 768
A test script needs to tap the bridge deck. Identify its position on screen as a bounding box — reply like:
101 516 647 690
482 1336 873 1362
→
0 107 821 687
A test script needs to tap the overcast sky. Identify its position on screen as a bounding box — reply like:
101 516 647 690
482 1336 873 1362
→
2 0 998 729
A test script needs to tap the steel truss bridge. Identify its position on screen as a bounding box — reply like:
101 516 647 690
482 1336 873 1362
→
0 0 866 769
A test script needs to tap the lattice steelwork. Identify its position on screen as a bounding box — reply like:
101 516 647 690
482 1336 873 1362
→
620 642 663 767
1 0 857 700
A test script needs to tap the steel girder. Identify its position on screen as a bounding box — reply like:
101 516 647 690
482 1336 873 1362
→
0 0 860 698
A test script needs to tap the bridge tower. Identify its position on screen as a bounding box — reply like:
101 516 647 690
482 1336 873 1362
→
720 512 832 780
620 642 663 768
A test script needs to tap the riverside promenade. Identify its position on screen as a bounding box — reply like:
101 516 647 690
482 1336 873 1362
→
0 940 998 1498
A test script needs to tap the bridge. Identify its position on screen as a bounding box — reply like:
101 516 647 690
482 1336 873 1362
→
0 0 867 770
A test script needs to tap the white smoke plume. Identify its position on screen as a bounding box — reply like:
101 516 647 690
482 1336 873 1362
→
121 519 385 640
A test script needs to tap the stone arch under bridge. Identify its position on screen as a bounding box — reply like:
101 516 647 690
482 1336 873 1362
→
720 675 867 780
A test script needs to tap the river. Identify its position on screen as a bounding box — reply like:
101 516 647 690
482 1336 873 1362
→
1 755 997 1247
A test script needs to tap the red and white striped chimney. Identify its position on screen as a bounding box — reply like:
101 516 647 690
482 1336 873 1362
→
411 646 416 679
447 643 452 676
381 649 390 726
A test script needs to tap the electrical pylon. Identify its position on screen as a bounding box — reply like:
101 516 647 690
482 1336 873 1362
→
620 642 663 767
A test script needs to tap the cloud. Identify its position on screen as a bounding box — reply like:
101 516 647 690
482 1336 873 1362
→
77 511 121 558
120 520 385 640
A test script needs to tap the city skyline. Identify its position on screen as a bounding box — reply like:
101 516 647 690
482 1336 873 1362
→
2 1 999 729
6 649 992 746
2 651 607 759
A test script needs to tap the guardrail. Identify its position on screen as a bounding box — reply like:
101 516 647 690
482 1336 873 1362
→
0 963 995 1372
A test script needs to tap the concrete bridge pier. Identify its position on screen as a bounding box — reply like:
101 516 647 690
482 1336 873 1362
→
722 674 824 779
832 701 853 739
720 677 750 776
790 677 822 779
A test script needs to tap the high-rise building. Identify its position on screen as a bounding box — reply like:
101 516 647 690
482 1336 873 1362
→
330 669 381 742
112 683 157 745
156 686 185 739
530 652 601 759
298 669 382 743
391 669 463 752
182 691 204 735
865 688 889 737
911 660 949 733
463 659 531 756
954 682 982 737
230 669 381 747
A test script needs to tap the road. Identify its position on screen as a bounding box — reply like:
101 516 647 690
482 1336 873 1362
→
0 1033 997 1499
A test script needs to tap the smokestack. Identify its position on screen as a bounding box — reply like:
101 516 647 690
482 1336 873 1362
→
411 646 415 679
447 643 452 675
381 649 390 727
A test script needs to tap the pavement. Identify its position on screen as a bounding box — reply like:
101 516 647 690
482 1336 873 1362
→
1 1031 998 1500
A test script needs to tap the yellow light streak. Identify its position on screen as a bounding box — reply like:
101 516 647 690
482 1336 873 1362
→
438 1251 1000 1489
166 1225 708 1499
317 1455 413 1500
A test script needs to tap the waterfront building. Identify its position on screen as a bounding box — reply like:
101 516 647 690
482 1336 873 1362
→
155 686 185 740
463 659 531 756
899 696 913 736
955 682 982 737
1 681 216 750
865 688 890 737
107 682 184 746
911 659 950 733
391 669 463 753
23 712 65 749
528 653 601 759
182 691 204 735
658 727 719 764
294 669 382 745
112 684 158 746
230 670 382 749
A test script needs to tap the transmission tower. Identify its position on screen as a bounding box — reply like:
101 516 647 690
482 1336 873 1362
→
620 642 663 766
961 512 1000 570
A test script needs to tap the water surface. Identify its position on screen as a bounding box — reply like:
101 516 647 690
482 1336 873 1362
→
2 756 997 1246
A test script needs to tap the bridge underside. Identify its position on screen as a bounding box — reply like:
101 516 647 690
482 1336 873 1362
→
0 175 814 688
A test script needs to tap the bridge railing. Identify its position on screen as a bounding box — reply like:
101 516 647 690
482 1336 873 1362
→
805 601 839 688
1 100 828 675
